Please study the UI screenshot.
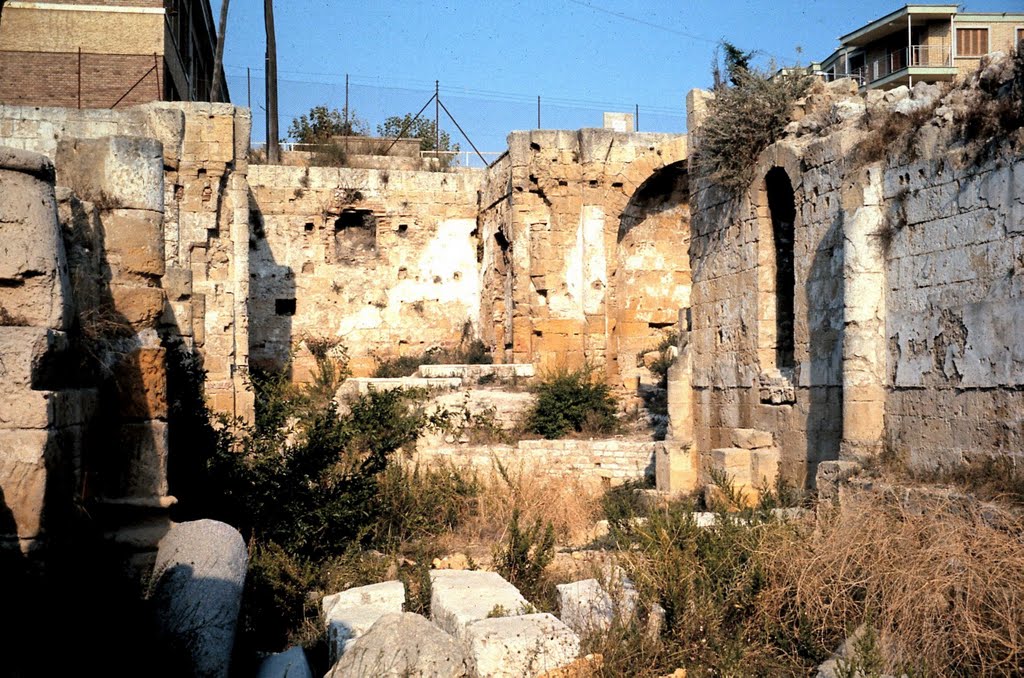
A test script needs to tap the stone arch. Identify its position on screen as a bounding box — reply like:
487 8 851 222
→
609 161 691 390
764 166 797 370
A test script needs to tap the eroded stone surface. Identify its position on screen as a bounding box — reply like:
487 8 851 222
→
463 613 580 678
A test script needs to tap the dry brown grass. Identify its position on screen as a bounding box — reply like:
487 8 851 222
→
443 458 602 555
757 486 1024 675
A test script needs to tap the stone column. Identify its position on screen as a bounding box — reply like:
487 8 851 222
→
839 164 887 461
0 147 80 554
656 325 698 495
56 136 174 558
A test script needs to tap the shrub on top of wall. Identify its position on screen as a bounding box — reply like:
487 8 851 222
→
694 62 812 190
527 365 618 439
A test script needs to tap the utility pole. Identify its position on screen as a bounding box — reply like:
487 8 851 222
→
434 80 440 154
209 0 229 101
264 0 280 163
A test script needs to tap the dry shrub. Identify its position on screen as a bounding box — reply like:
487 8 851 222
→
694 69 812 190
758 487 1024 675
856 100 940 166
455 458 601 550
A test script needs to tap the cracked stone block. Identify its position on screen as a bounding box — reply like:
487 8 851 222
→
322 581 405 664
463 613 580 678
430 570 530 641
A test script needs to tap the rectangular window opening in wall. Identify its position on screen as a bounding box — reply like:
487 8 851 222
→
275 298 296 316
957 28 989 57
304 222 314 232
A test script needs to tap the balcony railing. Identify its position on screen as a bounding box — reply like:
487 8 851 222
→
848 45 952 85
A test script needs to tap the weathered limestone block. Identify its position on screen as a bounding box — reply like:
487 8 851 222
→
110 346 168 420
326 612 469 678
100 420 169 499
655 441 698 495
322 581 405 663
710 448 752 487
729 428 773 450
256 647 312 678
152 520 247 678
430 570 530 641
0 326 70 389
0 147 70 329
463 613 580 678
0 428 54 539
109 284 165 329
55 136 164 212
556 579 614 634
100 208 165 278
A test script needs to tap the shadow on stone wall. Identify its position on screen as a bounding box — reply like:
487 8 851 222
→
246 188 295 375
805 212 844 477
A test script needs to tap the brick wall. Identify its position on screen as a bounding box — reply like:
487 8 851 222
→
0 50 164 109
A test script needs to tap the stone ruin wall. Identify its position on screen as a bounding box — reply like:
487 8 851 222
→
680 76 1024 492
245 128 692 387
246 164 485 379
479 129 691 391
0 102 251 558
0 102 254 419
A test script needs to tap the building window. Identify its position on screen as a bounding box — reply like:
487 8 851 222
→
957 28 989 57
1017 27 1024 51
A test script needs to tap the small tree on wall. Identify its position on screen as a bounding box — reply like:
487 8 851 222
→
377 114 459 154
288 105 368 144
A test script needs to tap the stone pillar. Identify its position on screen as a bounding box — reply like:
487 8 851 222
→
56 136 174 557
0 147 81 554
656 333 698 495
839 164 887 462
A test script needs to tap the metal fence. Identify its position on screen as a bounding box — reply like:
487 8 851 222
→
226 68 687 157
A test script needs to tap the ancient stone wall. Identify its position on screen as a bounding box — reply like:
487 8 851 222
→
0 102 254 419
246 165 485 378
883 150 1024 471
479 129 690 389
682 71 1023 493
414 439 656 491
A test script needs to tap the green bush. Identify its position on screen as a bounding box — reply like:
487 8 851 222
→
527 366 618 439
372 338 494 378
493 509 555 604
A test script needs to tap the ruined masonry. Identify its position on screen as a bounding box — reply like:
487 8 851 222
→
1 58 1022 554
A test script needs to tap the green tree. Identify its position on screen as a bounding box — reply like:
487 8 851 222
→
377 114 459 153
288 105 368 144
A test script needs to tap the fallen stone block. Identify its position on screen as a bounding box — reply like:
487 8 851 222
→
151 519 247 678
430 569 530 640
255 646 312 678
322 580 405 619
557 579 614 634
323 581 405 664
463 613 580 678
326 612 469 678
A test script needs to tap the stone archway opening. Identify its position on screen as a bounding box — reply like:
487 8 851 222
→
765 167 796 370
610 161 691 394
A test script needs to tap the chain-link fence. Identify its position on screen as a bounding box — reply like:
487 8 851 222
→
226 67 686 161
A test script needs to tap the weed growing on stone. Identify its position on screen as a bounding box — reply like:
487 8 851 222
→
493 508 556 605
526 365 618 439
694 66 812 190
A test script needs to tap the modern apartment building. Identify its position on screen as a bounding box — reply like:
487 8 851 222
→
0 0 228 108
814 4 1024 90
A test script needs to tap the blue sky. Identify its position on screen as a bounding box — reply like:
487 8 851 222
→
212 1 1013 153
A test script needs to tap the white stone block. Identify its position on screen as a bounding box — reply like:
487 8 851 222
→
430 570 529 640
463 613 580 678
